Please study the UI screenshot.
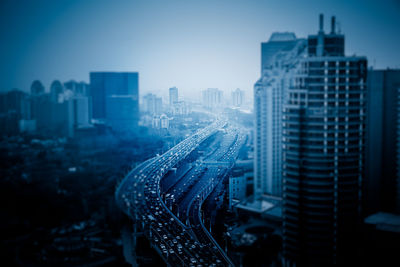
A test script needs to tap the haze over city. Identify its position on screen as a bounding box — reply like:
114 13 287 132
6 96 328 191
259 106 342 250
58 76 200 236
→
1 0 400 98
1 0 400 266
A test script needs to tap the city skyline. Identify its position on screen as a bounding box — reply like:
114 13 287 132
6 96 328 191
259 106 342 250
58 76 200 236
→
1 1 400 266
1 0 400 98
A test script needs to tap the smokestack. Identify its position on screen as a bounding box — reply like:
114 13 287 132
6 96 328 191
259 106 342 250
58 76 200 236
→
319 14 324 32
331 16 336 34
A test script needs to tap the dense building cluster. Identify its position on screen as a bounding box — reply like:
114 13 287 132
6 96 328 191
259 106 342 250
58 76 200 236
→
1 10 399 267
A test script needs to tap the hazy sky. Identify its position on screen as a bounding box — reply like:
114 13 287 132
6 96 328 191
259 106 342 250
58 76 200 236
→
1 0 399 99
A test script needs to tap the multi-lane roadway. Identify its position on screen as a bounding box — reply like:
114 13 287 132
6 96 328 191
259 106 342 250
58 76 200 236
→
116 120 245 266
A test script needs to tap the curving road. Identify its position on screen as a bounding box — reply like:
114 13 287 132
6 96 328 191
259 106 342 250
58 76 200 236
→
116 120 244 266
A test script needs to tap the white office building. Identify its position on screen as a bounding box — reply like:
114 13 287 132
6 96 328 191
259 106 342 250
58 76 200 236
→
254 33 306 197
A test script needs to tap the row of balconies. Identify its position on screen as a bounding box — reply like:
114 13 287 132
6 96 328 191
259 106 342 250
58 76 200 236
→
284 135 362 142
306 94 364 100
283 125 364 133
284 143 362 152
284 167 361 177
302 80 365 85
284 138 363 146
285 163 360 173
307 87 365 93
284 105 365 112
284 155 361 165
306 61 363 68
284 121 364 128
285 164 362 172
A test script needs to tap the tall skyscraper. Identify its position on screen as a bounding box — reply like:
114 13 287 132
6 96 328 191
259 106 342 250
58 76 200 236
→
282 15 367 266
89 72 139 119
254 33 306 197
365 69 400 214
169 87 178 106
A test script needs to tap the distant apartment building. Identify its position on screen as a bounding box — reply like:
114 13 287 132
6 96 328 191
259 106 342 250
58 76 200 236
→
231 88 244 107
202 88 223 109
0 90 32 135
282 15 367 266
169 87 178 106
171 101 191 115
50 80 64 103
71 96 91 129
143 93 163 115
1 80 93 137
152 114 169 130
64 80 89 96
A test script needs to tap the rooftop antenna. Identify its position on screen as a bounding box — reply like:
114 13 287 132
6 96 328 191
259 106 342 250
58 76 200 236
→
331 16 336 34
319 13 324 33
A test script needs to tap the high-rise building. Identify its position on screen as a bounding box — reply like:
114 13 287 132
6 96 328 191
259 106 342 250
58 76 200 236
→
30 93 52 132
254 33 306 198
202 88 223 109
49 96 92 138
50 80 64 103
64 80 89 96
89 72 139 119
365 69 400 214
143 93 163 115
49 100 72 137
282 15 367 266
155 97 163 115
71 96 91 128
171 101 191 115
169 87 178 106
231 88 245 107
0 90 31 135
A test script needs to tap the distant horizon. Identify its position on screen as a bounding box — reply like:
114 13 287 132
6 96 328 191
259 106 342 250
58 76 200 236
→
1 0 400 98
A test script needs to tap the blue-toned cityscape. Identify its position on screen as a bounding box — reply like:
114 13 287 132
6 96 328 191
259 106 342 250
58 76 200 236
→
1 0 400 266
